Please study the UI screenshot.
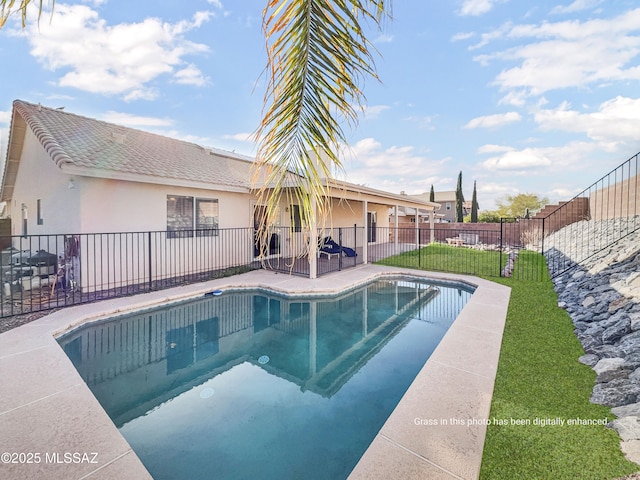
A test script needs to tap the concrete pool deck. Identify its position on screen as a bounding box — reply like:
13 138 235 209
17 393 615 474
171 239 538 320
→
0 264 510 480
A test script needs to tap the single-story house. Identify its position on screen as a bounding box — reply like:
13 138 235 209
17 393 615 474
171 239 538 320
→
1 99 438 284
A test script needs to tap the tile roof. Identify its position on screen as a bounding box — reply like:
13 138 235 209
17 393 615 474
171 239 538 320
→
10 99 260 190
3 100 438 210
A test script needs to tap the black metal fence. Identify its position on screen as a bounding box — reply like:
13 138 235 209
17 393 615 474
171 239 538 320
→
3 145 640 321
542 151 640 278
369 224 548 281
0 229 261 319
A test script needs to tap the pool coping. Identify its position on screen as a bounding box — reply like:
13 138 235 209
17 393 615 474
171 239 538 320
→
0 264 510 480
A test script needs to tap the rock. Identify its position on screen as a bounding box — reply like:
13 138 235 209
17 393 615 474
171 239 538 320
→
593 357 626 375
623 353 640 370
558 301 567 309
617 331 640 356
596 368 631 383
582 296 596 308
609 296 631 314
578 354 600 367
630 368 640 383
572 270 586 280
602 317 631 343
620 439 640 465
609 416 640 441
627 271 640 287
630 312 640 332
612 402 640 418
591 379 640 407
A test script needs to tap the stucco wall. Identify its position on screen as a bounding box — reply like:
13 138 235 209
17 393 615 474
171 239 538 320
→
78 178 252 233
10 128 81 236
589 174 640 221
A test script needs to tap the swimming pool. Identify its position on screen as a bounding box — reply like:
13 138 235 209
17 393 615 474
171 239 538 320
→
58 277 473 480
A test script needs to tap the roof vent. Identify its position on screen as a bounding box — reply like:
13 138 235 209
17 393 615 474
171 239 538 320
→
111 132 127 144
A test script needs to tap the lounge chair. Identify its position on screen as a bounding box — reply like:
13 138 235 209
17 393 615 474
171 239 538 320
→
318 237 357 258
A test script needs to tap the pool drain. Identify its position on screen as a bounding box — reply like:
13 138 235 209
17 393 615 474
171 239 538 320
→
258 355 270 365
200 387 215 399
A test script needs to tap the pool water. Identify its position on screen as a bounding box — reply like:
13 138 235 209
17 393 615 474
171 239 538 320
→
59 278 473 480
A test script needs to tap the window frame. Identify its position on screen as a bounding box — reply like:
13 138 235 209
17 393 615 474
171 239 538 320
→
167 195 219 238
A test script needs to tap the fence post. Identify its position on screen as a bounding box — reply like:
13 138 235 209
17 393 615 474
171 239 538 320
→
541 217 545 280
418 228 422 269
499 218 504 277
338 228 343 271
147 231 152 291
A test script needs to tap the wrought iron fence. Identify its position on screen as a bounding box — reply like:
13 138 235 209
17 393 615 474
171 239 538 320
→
541 151 640 277
370 225 547 281
0 228 261 319
0 225 370 319
3 146 639 321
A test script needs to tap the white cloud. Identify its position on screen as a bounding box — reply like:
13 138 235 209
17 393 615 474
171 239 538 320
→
452 32 475 42
374 34 394 44
551 0 603 15
480 141 599 172
17 4 214 100
223 132 256 143
174 64 210 86
474 9 640 97
0 110 10 125
464 111 521 129
363 104 390 120
482 148 551 171
100 111 174 127
340 138 448 193
534 96 640 145
458 0 507 17
476 144 515 154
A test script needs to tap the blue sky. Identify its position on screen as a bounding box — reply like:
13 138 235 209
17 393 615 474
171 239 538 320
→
1 0 640 210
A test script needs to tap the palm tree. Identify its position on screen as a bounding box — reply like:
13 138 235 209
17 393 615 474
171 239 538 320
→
256 1 390 258
2 0 392 262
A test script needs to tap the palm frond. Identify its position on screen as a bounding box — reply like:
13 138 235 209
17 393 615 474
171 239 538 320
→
0 0 50 29
255 0 390 264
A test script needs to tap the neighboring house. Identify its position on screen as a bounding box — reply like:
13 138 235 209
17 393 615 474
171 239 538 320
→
389 205 445 223
408 191 473 223
1 100 438 281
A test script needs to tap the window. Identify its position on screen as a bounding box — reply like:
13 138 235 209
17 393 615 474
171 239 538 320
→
37 199 43 225
196 199 219 236
167 195 219 238
290 205 303 232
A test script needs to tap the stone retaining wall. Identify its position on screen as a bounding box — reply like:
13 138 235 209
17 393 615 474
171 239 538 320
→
550 219 640 462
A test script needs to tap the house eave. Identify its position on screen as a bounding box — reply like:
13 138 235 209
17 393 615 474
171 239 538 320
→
59 165 251 194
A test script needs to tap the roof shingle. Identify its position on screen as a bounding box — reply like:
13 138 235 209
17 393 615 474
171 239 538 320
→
11 100 259 190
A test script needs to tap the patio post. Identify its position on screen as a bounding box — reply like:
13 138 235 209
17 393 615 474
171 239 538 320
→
415 209 419 248
430 207 435 243
362 200 368 264
394 204 399 252
309 195 318 279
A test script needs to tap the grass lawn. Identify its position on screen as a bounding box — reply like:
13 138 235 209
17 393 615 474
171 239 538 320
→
377 248 640 479
376 243 506 277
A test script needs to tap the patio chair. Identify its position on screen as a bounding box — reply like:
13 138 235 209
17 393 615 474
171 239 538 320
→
318 237 357 258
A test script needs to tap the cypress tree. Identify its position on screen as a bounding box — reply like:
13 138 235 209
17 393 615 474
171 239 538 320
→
471 181 479 223
455 171 464 222
429 184 435 202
